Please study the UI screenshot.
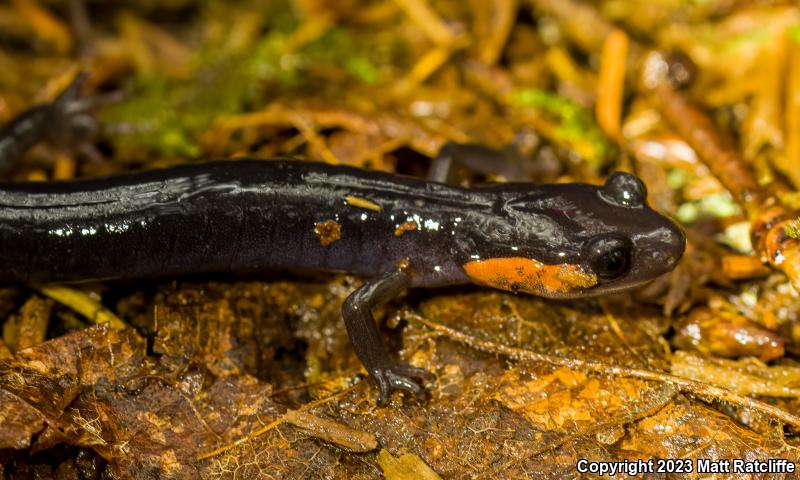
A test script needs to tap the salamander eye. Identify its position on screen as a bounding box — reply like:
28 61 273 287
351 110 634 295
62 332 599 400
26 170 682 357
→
585 235 632 280
601 172 647 207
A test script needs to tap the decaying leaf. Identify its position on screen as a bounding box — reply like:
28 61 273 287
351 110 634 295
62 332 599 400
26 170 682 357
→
3 1 800 478
671 350 800 397
378 449 443 480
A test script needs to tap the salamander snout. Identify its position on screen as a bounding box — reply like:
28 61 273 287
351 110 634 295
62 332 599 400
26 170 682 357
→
629 218 686 281
660 220 686 269
661 220 686 268
575 217 684 297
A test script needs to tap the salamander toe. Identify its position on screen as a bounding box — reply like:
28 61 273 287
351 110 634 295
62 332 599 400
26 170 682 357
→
372 363 429 406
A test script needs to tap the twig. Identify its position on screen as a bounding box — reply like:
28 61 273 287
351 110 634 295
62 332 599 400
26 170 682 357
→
784 32 800 189
404 311 800 429
473 0 518 66
36 285 127 330
196 384 358 461
596 29 628 141
391 0 457 47
655 84 768 218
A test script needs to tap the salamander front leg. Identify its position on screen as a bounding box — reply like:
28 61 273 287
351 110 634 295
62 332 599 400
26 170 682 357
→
342 268 429 406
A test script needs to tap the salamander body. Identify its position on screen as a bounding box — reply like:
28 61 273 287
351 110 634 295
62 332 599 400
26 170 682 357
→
0 76 686 405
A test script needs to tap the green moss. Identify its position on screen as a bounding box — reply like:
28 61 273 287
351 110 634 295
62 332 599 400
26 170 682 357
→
721 27 771 54
101 17 299 156
304 26 384 85
666 169 689 190
508 88 614 169
789 25 800 43
102 10 396 157
345 56 380 84
676 193 741 223
785 218 800 240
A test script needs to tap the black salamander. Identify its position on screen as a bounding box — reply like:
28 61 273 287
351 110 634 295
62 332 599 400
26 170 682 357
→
0 78 685 405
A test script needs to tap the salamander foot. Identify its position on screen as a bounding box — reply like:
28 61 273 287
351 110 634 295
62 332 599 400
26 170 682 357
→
372 363 430 406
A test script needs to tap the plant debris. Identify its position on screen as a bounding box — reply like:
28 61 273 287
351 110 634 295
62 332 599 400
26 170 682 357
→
2 0 800 478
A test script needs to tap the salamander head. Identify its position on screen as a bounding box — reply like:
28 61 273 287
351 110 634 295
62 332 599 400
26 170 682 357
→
462 172 685 298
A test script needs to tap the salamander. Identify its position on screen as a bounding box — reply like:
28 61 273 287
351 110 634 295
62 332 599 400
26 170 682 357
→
0 78 686 405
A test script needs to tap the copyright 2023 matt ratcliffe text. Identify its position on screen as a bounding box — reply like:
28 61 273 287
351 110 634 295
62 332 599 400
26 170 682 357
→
576 458 795 476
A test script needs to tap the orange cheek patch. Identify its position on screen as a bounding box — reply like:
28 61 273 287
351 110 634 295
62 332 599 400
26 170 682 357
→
463 257 598 296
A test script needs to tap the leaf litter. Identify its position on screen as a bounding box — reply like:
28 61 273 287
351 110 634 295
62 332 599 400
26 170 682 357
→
2 0 800 478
